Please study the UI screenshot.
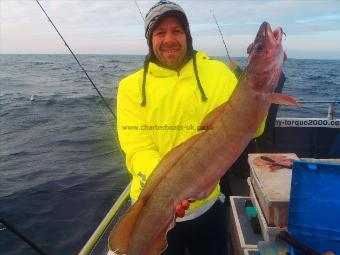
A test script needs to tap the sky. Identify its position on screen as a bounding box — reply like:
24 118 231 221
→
1 0 340 60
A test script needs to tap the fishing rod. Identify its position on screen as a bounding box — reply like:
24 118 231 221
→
0 217 49 255
134 0 145 21
32 2 128 253
210 10 232 63
34 0 116 121
35 0 125 156
210 10 243 78
35 0 125 161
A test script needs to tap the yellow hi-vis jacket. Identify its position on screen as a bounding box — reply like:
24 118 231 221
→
117 51 265 211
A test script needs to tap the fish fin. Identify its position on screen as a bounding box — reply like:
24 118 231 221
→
108 199 145 254
284 52 287 62
148 218 176 255
271 93 300 107
199 102 227 130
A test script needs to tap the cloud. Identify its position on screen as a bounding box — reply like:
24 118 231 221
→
296 14 340 23
1 0 340 59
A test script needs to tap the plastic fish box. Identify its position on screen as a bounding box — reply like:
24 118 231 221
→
288 160 340 255
229 196 263 255
247 178 286 242
248 153 299 227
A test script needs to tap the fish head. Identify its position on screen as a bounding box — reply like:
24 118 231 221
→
247 21 285 59
246 21 286 92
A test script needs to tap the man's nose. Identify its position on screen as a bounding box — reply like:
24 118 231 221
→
163 31 176 45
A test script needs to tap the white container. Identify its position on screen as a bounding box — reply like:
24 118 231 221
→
248 153 299 227
247 178 286 242
229 196 262 254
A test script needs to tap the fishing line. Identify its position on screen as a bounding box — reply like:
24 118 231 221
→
0 218 49 255
210 10 232 63
35 0 116 121
34 0 126 156
33 2 130 252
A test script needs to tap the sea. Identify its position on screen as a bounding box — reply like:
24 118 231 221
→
0 54 339 255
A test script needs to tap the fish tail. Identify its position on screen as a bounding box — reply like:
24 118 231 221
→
147 219 176 255
108 199 145 254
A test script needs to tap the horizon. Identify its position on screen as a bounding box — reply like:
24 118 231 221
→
1 0 340 60
1 53 339 61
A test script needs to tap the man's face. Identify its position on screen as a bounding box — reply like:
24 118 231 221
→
151 16 187 71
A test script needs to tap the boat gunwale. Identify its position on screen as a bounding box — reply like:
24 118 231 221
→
79 182 131 255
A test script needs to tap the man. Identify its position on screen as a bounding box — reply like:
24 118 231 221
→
116 1 264 254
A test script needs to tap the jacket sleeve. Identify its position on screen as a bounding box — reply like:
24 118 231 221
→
116 77 161 188
255 118 266 137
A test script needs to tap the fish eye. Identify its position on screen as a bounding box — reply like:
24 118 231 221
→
255 43 264 52
247 42 254 54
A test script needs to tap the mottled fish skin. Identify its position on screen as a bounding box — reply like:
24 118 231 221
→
109 21 293 255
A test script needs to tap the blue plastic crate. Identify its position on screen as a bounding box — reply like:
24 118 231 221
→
288 160 340 254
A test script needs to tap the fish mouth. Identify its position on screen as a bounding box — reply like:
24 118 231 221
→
257 21 280 42
248 21 283 54
254 22 271 45
272 26 284 42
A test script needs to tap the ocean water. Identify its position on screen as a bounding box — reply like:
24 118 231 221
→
0 54 339 255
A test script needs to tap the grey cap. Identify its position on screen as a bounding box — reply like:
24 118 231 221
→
144 0 193 59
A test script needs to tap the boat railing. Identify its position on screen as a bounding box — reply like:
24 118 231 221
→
79 182 131 255
297 100 339 120
276 100 340 128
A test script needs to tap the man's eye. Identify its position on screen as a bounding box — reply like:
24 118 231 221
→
155 31 164 36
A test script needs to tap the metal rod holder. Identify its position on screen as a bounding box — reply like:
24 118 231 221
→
328 102 335 120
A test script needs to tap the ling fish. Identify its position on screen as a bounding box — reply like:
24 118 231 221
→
108 21 298 255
